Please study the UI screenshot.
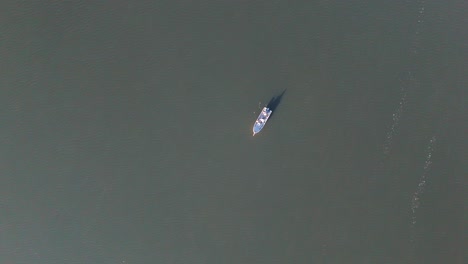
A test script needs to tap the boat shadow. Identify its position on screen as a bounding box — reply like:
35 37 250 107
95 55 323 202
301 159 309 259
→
266 89 286 118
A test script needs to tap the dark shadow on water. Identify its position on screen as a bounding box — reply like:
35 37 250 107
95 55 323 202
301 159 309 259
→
266 89 286 118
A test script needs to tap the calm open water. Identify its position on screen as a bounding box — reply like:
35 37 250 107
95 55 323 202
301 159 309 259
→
1 1 466 264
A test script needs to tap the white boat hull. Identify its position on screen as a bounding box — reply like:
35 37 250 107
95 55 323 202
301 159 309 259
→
252 107 272 136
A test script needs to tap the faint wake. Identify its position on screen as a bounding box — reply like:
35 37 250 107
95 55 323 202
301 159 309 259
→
410 136 436 242
383 83 408 156
383 0 427 157
412 0 427 54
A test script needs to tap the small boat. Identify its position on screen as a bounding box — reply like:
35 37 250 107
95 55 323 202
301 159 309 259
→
252 107 272 136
